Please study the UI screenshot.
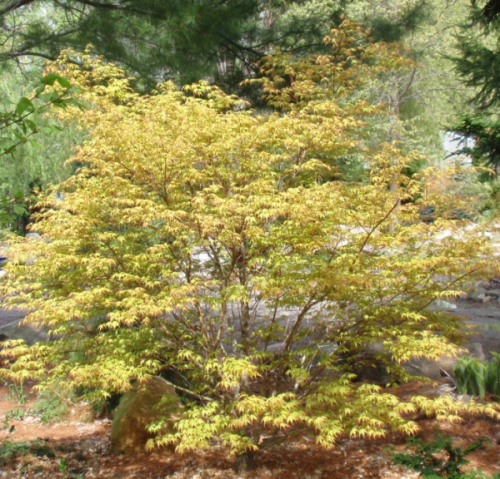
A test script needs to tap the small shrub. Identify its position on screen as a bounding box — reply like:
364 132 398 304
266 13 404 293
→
390 431 497 479
32 388 70 423
0 378 29 405
5 407 26 421
4 39 500 463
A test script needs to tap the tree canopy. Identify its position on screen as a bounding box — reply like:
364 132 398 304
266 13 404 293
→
0 69 83 233
2 0 500 471
454 0 500 108
448 1 500 181
0 0 348 89
2 36 499 462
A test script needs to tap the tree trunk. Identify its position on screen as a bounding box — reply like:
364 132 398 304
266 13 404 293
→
235 450 256 472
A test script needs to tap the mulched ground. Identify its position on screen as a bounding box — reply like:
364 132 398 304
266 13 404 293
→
1 381 500 479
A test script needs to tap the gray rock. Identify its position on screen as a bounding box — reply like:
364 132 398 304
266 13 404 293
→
0 309 47 345
354 360 392 384
358 341 485 382
437 342 486 377
362 341 384 355
358 342 442 382
435 383 455 396
468 287 487 302
110 376 181 455
466 342 485 361
437 356 457 377
402 358 441 380
266 342 285 354
351 341 391 383
25 232 41 240
0 322 47 345
486 289 500 299
430 300 457 311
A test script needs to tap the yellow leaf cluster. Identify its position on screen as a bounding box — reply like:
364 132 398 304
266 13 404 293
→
1 38 499 454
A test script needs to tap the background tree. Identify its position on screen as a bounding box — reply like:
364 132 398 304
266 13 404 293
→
0 67 83 234
450 113 500 176
449 0 500 204
0 0 350 90
0 0 476 190
454 0 500 108
346 0 472 164
2 43 499 469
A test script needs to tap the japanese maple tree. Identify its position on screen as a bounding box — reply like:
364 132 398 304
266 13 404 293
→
1 21 499 467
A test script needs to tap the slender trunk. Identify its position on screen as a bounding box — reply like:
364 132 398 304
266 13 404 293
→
240 299 251 353
234 239 251 353
235 450 256 472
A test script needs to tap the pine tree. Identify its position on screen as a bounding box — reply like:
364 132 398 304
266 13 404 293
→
0 0 349 90
454 0 500 108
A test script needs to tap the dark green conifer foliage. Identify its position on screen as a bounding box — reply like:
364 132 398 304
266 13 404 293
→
367 0 431 43
450 113 500 177
0 0 349 90
451 1 500 184
454 1 500 108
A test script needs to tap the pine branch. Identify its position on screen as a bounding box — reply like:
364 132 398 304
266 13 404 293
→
71 0 165 18
0 0 36 18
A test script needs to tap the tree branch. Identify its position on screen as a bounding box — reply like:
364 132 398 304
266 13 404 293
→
0 0 36 18
71 0 162 17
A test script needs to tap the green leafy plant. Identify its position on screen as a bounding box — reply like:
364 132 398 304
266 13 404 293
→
0 378 29 405
5 408 26 421
0 73 80 159
58 457 67 473
0 440 55 467
450 114 500 179
454 353 500 398
32 388 70 424
390 431 496 478
0 71 82 236
485 352 500 397
0 187 38 235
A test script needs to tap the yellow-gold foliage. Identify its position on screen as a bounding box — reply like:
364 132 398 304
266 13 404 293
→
1 25 499 455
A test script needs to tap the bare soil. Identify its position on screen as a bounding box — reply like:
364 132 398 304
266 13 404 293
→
1 381 500 479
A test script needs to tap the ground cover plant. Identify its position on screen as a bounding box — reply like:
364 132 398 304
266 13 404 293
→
0 439 55 467
391 430 500 479
1 22 500 469
454 353 500 399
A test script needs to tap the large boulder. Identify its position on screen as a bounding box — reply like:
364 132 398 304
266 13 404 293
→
403 342 486 380
356 341 486 382
402 357 442 380
467 287 488 302
438 342 486 377
0 309 47 345
110 376 181 455
353 341 393 384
